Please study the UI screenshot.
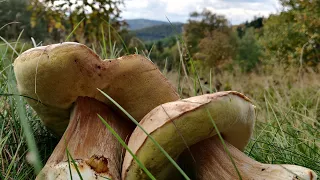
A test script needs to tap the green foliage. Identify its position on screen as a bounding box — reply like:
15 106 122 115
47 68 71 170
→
236 28 262 72
261 0 320 64
247 84 320 176
146 36 181 71
184 9 230 55
245 17 264 29
194 30 238 68
28 0 125 44
0 0 48 41
0 42 58 179
183 9 237 69
1 1 320 178
236 16 264 38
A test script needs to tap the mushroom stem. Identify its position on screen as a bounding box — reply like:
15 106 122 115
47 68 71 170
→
37 97 134 180
179 136 318 180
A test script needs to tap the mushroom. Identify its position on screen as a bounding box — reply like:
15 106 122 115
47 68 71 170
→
13 42 180 179
179 136 318 180
122 91 318 180
14 42 179 136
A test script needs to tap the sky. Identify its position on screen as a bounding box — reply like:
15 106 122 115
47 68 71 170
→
121 0 283 25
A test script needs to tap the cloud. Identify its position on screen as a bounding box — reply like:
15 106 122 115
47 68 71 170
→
121 0 282 24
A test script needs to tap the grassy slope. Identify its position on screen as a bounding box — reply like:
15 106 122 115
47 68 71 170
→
0 40 319 179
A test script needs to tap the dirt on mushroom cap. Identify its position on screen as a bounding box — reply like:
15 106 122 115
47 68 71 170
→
122 91 255 179
14 42 179 136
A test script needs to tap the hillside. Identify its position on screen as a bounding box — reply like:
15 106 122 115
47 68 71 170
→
126 19 169 30
133 23 184 42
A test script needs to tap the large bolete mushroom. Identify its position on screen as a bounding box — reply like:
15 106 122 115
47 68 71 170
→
13 42 180 179
122 91 318 180
14 42 179 136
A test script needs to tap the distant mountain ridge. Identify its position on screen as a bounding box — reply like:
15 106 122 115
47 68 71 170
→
126 19 169 30
133 23 184 42
125 19 184 42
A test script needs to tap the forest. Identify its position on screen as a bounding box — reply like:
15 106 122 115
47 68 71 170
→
0 0 319 179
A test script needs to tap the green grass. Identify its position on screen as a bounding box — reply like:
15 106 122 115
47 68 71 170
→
0 33 319 180
247 88 320 173
0 41 58 179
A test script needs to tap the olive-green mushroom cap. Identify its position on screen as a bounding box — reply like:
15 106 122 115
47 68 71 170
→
14 42 179 135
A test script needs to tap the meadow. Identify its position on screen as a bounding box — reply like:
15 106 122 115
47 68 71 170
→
0 35 319 179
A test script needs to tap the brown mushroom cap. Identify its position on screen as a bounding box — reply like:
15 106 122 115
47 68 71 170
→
122 91 255 179
14 42 179 135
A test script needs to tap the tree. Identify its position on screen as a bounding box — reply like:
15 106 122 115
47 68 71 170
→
236 28 261 72
184 9 236 68
29 0 126 44
260 0 320 64
0 0 48 41
184 9 230 55
237 17 264 38
246 17 264 29
194 30 237 67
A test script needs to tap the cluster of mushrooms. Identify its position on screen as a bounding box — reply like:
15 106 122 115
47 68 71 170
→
14 42 317 180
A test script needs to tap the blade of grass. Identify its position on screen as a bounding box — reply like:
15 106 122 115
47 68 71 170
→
97 114 156 180
14 95 43 174
162 58 168 75
101 24 108 59
108 20 113 58
97 89 190 180
4 39 42 174
65 18 85 41
265 96 288 146
65 138 73 180
0 37 19 56
4 140 22 180
209 68 213 93
206 108 243 180
147 43 155 59
177 40 193 92
0 22 20 31
0 93 47 104
101 18 129 54
66 148 83 180
177 55 182 94
0 64 13 75
31 37 37 48
11 29 24 60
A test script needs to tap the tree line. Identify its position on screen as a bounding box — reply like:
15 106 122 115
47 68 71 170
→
0 0 319 72
148 0 319 73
